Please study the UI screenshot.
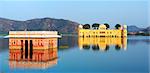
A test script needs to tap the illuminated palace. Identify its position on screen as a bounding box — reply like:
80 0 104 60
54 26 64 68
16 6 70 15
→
78 24 127 37
78 37 127 51
8 31 61 69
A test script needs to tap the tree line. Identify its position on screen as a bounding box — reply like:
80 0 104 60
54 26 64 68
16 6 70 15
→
82 23 121 29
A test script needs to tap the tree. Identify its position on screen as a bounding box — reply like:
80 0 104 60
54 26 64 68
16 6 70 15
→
92 45 99 50
92 23 100 29
83 45 90 50
83 24 90 29
115 45 121 51
115 24 121 29
105 45 109 51
104 23 110 29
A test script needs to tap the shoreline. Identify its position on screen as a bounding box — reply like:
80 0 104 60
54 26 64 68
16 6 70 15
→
0 33 150 38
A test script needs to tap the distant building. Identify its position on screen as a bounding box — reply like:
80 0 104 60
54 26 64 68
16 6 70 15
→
78 24 127 37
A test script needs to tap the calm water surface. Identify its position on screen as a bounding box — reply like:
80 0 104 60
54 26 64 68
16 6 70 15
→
0 36 149 73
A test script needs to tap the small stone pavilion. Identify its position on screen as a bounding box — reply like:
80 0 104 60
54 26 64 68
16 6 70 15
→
7 31 61 69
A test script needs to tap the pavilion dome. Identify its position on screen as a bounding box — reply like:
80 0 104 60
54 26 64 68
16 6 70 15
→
99 24 106 29
123 25 127 29
78 24 83 29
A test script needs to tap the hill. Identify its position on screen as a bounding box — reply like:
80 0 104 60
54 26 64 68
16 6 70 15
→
0 17 149 35
127 25 150 35
0 17 79 34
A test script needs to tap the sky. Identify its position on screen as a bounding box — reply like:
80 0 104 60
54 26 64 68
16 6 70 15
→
0 0 149 28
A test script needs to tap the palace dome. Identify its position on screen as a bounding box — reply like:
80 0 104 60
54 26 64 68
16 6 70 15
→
99 24 106 29
78 24 83 29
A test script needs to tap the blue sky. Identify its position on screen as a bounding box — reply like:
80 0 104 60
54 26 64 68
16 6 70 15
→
0 0 149 28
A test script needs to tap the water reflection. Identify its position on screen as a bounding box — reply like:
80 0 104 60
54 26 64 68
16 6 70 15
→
0 36 149 72
0 38 8 52
78 37 127 51
58 36 78 50
9 38 58 69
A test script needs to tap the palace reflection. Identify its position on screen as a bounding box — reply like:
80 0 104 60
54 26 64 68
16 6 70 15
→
78 37 127 51
9 38 58 69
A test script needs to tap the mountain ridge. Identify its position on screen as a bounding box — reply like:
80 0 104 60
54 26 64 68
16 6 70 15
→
0 17 79 34
0 17 149 35
127 25 150 33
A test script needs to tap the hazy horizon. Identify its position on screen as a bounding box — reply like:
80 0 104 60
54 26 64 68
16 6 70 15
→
0 0 149 28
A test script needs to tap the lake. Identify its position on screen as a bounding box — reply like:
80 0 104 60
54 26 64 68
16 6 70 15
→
0 36 149 73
